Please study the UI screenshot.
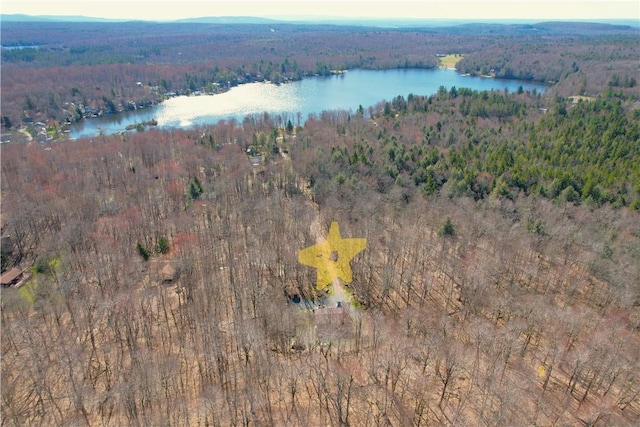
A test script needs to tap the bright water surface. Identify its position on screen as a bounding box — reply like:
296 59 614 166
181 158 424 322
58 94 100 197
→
69 69 547 139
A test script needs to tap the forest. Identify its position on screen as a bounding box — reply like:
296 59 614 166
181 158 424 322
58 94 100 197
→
1 20 638 132
1 18 640 426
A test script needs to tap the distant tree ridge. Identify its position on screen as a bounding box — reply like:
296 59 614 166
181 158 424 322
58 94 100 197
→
1 21 638 129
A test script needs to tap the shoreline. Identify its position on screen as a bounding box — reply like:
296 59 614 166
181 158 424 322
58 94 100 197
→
60 67 548 139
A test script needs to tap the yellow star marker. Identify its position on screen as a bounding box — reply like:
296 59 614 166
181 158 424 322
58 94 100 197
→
298 222 366 290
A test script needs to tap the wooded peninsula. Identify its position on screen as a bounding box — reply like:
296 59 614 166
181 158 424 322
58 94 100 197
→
1 18 639 426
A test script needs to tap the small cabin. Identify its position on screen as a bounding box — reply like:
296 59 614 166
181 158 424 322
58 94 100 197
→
313 305 352 341
161 263 178 284
1 235 14 255
1 267 24 287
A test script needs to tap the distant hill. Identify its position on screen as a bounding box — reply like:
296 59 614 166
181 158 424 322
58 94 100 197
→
0 14 130 23
0 14 279 25
1 14 637 30
421 20 640 36
174 16 281 24
534 20 640 33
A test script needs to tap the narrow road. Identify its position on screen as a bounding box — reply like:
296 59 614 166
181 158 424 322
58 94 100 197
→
309 214 352 308
301 174 357 311
18 128 33 142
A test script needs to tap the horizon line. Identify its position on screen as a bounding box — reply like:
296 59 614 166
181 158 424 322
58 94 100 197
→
2 13 638 24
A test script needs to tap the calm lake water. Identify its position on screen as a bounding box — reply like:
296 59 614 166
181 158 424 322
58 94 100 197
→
69 69 547 139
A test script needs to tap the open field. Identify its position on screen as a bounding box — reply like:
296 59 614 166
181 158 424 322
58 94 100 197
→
438 53 463 69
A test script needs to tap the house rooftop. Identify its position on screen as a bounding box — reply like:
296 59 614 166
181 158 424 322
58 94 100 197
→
1 267 23 286
161 263 177 283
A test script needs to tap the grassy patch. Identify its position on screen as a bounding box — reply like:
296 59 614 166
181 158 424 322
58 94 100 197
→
569 95 595 103
18 277 38 305
438 54 463 69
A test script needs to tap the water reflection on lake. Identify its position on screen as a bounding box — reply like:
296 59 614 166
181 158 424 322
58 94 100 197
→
70 69 547 139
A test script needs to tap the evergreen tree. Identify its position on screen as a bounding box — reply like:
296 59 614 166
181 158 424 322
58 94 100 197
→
188 177 204 200
137 242 150 261
439 216 456 237
156 237 170 254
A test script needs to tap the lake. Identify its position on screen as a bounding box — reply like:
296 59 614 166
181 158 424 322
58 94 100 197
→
69 69 547 139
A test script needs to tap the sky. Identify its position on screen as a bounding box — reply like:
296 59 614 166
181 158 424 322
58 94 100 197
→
1 0 639 22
